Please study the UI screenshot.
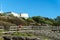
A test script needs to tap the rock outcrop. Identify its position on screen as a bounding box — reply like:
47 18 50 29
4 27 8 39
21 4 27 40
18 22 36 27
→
3 36 40 40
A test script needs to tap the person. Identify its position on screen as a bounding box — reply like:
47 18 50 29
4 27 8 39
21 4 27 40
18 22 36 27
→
18 24 22 31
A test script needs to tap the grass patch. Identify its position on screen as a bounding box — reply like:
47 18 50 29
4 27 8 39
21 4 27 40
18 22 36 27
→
12 32 35 36
0 30 4 32
0 37 3 40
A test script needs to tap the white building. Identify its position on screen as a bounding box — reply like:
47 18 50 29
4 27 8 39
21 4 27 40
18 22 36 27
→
5 12 20 17
20 13 29 19
0 12 29 19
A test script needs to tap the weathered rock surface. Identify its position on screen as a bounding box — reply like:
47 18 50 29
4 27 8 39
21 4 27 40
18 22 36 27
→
3 36 40 40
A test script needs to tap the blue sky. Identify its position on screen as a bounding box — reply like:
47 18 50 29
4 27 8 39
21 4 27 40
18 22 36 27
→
0 0 60 18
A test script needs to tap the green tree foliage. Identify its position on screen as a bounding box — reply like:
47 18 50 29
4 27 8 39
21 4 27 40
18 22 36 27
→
44 17 56 25
55 16 60 21
0 13 6 16
55 16 60 26
32 16 58 26
26 17 36 25
27 18 35 23
32 16 45 24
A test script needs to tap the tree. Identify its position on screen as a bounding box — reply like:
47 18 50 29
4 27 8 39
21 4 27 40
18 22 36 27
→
44 20 53 25
55 16 60 26
0 13 6 16
55 16 60 22
32 16 45 24
27 18 35 23
26 18 36 25
44 17 56 25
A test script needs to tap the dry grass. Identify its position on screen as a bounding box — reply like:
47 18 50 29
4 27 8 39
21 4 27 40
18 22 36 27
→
0 37 3 40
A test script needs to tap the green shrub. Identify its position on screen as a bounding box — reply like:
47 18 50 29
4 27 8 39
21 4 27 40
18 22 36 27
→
12 32 35 36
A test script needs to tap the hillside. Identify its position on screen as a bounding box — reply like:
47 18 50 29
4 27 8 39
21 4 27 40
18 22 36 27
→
0 13 60 27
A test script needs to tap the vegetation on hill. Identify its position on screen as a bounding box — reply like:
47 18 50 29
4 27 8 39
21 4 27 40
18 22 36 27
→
0 13 60 27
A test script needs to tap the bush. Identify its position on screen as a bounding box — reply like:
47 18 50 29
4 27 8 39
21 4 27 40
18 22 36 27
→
12 32 35 36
